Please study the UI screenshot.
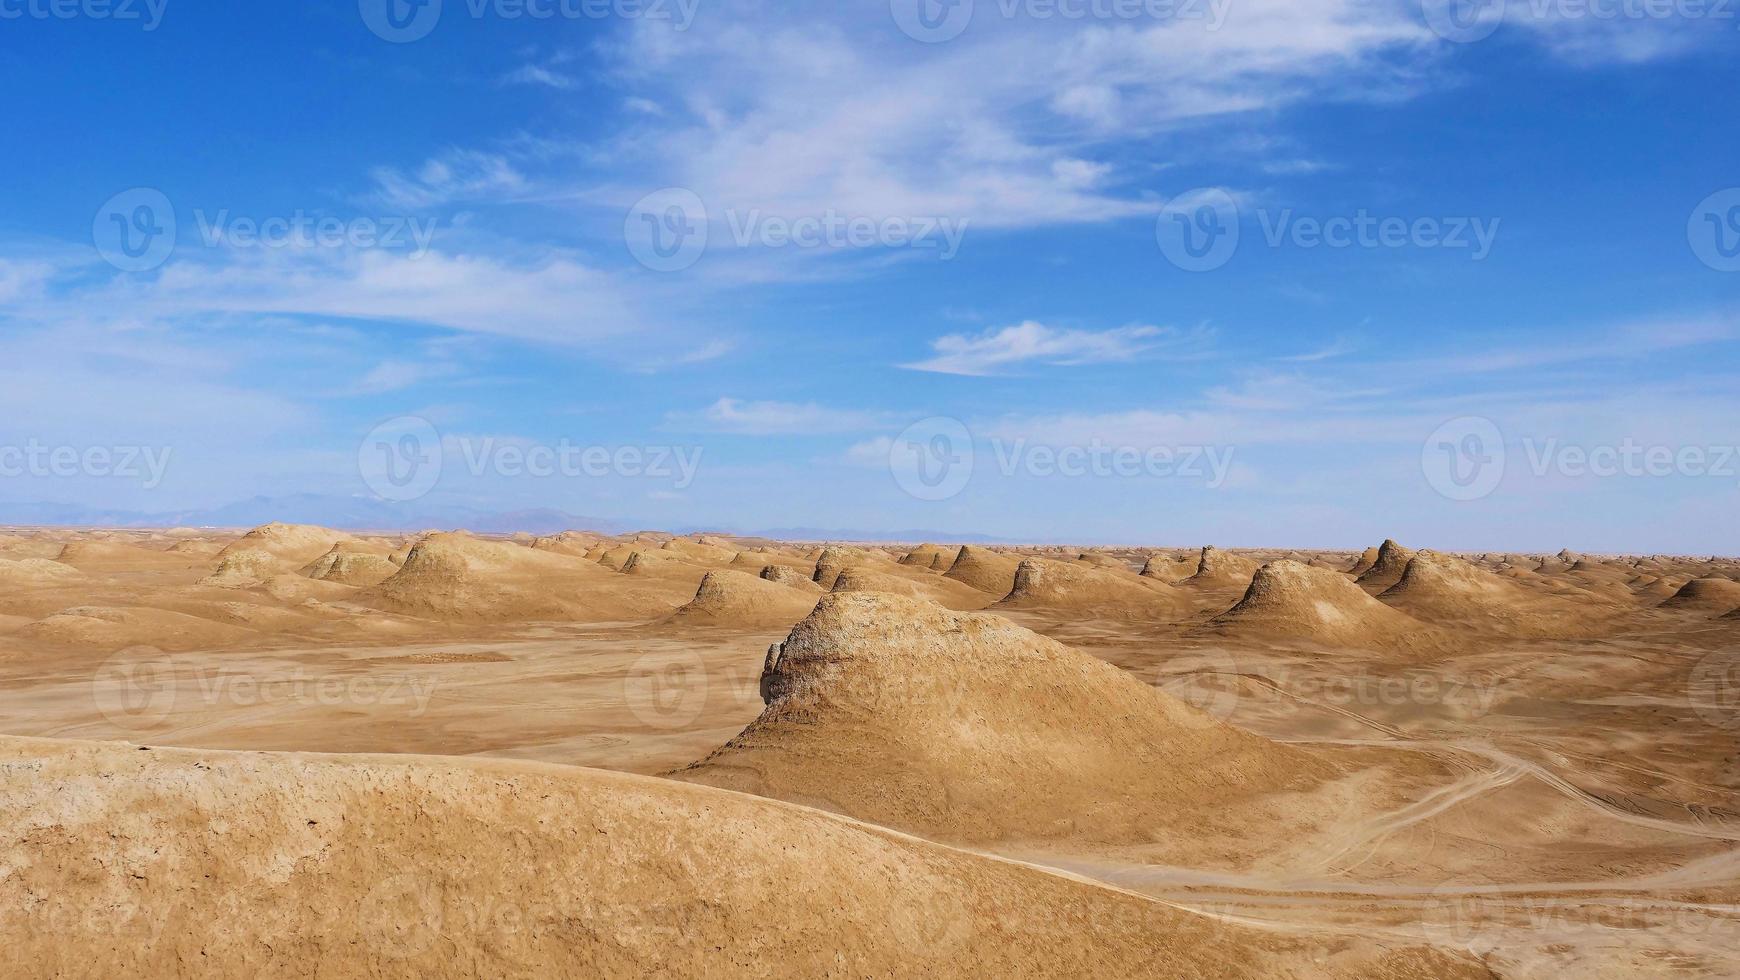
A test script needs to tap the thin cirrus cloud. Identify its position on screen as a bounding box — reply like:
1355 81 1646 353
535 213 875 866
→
369 149 529 210
666 397 891 435
902 321 1206 376
501 64 578 90
596 0 1437 232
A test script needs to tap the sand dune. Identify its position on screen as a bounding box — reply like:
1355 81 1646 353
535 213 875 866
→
300 545 399 587
1347 545 1382 575
1662 576 1740 613
198 549 282 588
1139 551 1195 581
680 592 1333 845
1207 559 1433 651
660 537 738 564
1075 551 1128 570
899 542 960 571
0 736 1485 980
1379 550 1615 637
667 569 819 627
995 557 1190 619
215 522 354 564
759 564 820 589
367 533 681 622
17 605 253 651
529 530 601 556
1353 539 1416 592
54 539 189 569
1182 545 1260 590
942 544 1021 595
0 557 81 585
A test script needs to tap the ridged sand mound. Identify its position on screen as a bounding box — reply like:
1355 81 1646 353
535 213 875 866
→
941 544 1021 596
0 736 1486 980
215 523 355 564
1662 577 1740 614
667 569 819 627
679 592 1335 845
995 557 1190 620
1378 550 1614 637
1182 546 1261 590
1353 539 1416 592
367 533 680 622
301 546 399 587
1207 560 1433 652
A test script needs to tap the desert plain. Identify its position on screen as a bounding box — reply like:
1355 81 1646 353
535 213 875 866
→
1 521 1737 977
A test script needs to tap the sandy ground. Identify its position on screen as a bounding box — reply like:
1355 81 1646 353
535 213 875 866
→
2 525 1737 977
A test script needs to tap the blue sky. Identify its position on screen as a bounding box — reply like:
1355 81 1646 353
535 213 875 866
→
1 0 1737 550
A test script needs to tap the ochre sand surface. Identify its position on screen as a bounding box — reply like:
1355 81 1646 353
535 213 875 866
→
2 525 1738 977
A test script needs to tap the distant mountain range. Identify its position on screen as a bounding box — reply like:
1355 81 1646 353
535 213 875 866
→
0 496 1009 543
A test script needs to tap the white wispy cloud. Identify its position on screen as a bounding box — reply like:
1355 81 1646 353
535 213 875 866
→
667 397 888 435
903 321 1206 376
595 0 1436 234
370 150 528 209
502 64 577 90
